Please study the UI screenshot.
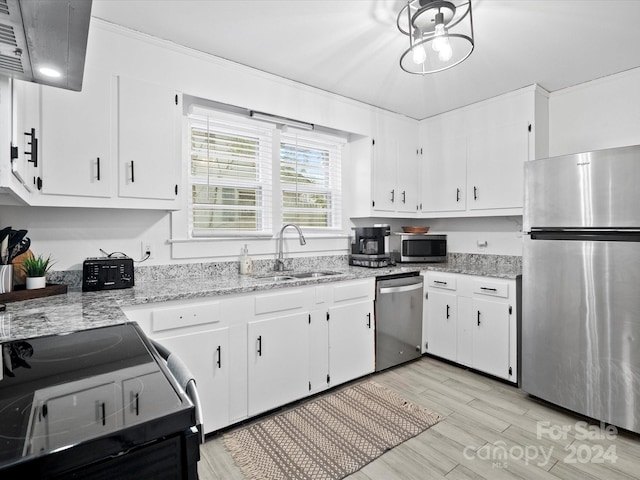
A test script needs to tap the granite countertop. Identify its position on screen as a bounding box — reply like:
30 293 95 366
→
0 261 521 342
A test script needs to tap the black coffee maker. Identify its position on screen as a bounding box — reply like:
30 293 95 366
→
349 225 394 268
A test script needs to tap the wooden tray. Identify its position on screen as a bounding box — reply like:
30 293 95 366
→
0 284 68 303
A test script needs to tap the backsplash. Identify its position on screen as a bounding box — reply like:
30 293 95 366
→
47 253 521 290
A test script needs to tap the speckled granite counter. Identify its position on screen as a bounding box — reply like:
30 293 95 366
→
1 255 521 342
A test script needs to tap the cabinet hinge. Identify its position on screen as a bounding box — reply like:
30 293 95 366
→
509 305 512 315
308 314 311 324
326 312 330 321
528 123 532 132
509 366 513 376
175 94 179 105
309 381 312 391
326 374 330 384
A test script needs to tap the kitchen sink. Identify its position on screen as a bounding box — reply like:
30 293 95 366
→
252 271 343 282
288 271 343 279
253 274 297 282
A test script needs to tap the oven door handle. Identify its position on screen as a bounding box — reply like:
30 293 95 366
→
379 283 423 294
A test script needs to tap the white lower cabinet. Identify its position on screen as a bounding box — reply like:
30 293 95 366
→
122 277 376 433
156 326 230 433
328 300 374 387
424 289 457 362
247 312 310 416
423 272 518 383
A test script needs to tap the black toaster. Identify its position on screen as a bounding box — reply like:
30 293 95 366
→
82 257 134 292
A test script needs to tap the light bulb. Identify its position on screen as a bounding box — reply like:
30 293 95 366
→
432 23 447 52
438 42 453 62
412 27 426 64
412 43 427 64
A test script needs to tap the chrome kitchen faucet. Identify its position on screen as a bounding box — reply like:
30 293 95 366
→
275 224 306 271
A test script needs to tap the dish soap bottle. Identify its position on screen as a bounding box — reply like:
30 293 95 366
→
239 244 253 275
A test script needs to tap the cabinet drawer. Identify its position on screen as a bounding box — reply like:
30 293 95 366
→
152 301 221 332
255 289 307 314
473 279 509 298
428 274 457 291
333 280 373 303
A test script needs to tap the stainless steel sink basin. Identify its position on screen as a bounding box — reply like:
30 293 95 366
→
252 271 343 282
289 271 343 279
253 275 296 282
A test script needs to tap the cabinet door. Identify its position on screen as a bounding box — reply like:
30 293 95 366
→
40 67 112 197
371 135 398 212
12 80 40 189
467 121 528 210
309 309 329 394
158 327 230 433
396 130 419 213
328 300 374 386
118 76 179 200
425 289 457 361
248 312 309 416
421 133 467 212
473 298 510 379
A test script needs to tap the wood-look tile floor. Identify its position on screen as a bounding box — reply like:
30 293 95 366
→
197 356 640 480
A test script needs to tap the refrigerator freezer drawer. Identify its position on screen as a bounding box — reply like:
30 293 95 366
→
522 236 640 434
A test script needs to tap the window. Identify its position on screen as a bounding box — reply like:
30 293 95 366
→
280 131 342 229
189 113 273 235
188 108 343 237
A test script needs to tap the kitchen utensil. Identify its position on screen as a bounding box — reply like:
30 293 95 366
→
7 229 27 253
0 227 11 264
401 226 430 234
9 237 30 263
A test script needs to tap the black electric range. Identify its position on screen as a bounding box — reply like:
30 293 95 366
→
0 323 198 479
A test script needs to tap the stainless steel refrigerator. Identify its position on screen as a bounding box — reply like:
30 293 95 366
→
522 144 640 434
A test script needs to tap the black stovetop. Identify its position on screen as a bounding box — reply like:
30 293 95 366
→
0 323 193 471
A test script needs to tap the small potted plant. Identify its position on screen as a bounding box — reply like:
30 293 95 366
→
21 254 54 290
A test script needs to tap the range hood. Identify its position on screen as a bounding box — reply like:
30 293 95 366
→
0 0 92 91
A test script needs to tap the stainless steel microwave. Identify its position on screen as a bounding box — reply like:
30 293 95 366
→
389 234 447 263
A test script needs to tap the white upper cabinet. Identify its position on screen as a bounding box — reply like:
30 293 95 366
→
10 79 40 197
467 121 529 210
40 67 112 198
118 76 180 201
420 128 467 213
418 85 549 217
349 112 420 217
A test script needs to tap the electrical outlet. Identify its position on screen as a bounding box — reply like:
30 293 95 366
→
141 241 153 260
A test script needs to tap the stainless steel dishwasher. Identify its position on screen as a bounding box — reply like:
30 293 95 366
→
374 272 424 371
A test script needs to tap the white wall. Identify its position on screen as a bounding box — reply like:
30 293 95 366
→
549 67 640 156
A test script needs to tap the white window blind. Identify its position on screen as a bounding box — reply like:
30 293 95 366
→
280 130 343 229
188 112 273 235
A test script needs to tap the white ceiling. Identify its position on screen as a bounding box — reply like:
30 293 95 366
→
91 0 640 120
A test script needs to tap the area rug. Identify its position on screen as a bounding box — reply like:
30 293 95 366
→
223 380 441 480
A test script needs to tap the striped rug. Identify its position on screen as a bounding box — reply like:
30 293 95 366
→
223 381 441 480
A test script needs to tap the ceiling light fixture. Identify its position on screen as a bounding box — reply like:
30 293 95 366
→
398 0 474 75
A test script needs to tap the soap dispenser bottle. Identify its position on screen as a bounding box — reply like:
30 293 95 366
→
239 244 253 275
